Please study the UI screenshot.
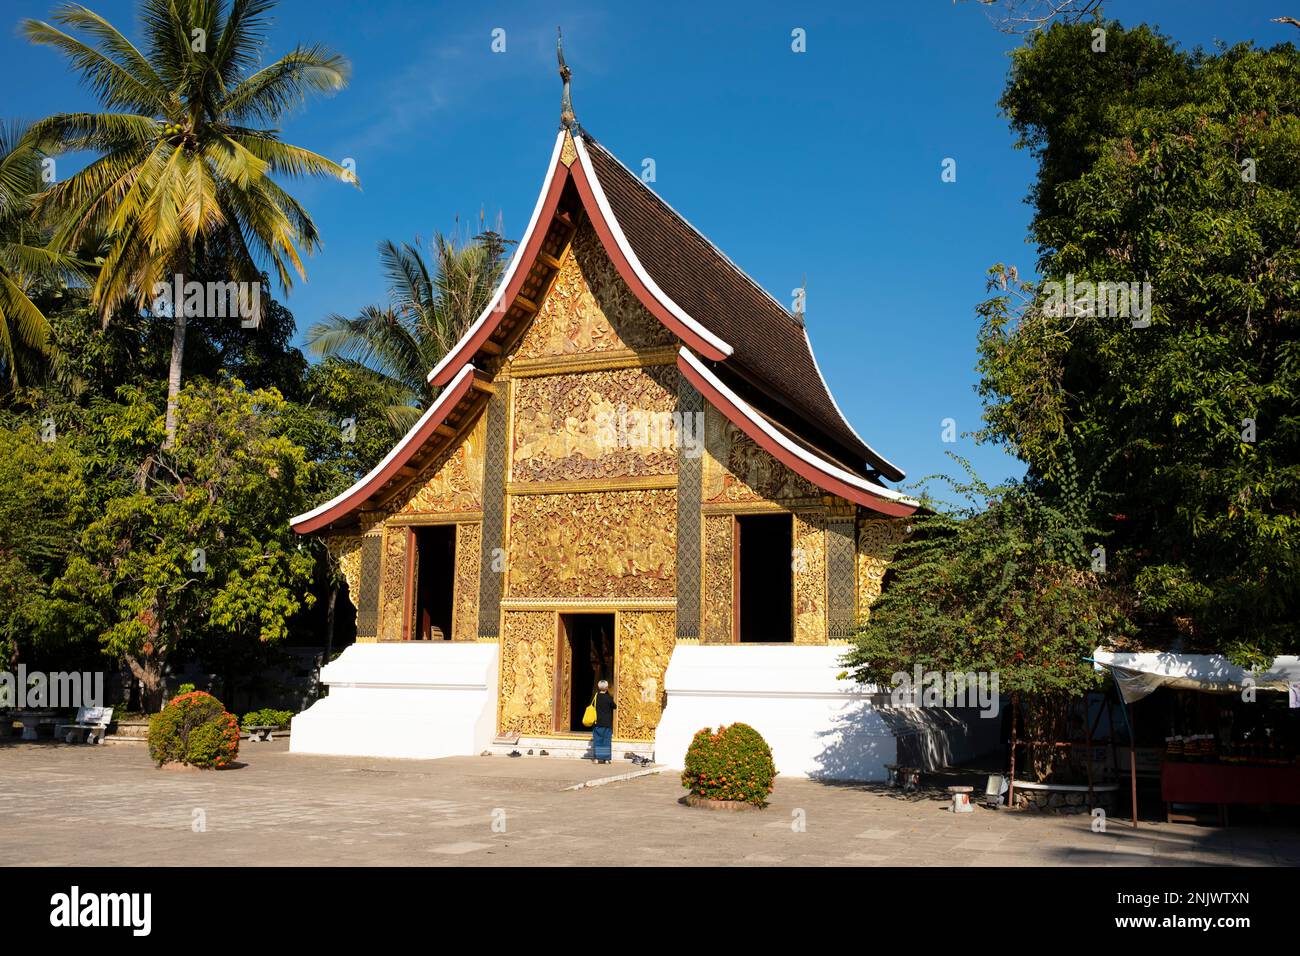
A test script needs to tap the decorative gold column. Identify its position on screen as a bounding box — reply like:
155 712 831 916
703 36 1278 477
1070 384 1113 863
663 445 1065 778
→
857 517 906 622
453 522 481 640
378 525 408 641
498 610 556 737
793 510 827 644
615 610 675 740
702 514 733 643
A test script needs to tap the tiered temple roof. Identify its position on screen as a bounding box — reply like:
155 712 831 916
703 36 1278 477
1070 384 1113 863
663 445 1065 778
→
292 120 915 534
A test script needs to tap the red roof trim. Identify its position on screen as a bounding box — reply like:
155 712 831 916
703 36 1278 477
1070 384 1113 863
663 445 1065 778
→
291 367 479 534
679 353 917 517
430 137 729 388
429 165 572 388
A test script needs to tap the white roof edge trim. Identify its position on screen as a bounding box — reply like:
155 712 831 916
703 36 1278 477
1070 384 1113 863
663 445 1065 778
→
680 348 917 507
426 132 567 385
292 364 478 528
800 325 906 480
574 135 733 359
584 139 794 319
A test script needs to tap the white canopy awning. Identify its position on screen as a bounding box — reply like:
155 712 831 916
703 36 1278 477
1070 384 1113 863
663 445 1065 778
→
1091 649 1300 704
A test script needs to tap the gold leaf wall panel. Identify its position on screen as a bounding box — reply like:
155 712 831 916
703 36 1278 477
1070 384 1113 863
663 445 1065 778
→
506 490 676 599
701 514 733 643
454 523 481 640
615 610 676 740
324 535 363 606
512 366 680 482
379 527 408 640
388 413 485 516
702 405 820 504
857 518 906 621
514 219 674 360
499 610 556 737
794 511 827 645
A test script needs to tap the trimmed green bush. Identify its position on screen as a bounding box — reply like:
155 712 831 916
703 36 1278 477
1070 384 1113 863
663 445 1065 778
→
681 722 777 806
240 708 293 729
148 691 239 769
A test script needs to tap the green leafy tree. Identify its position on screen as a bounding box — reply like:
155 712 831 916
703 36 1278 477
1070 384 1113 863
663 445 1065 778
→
55 379 316 709
0 416 91 666
845 456 1128 781
293 356 404 498
976 22 1300 665
23 0 353 443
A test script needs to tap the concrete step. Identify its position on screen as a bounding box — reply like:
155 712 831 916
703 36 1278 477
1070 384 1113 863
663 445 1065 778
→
102 735 147 746
109 720 150 739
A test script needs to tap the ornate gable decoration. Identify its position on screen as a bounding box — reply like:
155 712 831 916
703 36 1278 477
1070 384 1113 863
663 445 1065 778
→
386 413 486 516
515 220 673 360
702 405 820 505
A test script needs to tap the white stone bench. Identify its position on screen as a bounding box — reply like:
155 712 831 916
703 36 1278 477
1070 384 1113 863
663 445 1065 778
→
56 706 114 745
244 725 277 743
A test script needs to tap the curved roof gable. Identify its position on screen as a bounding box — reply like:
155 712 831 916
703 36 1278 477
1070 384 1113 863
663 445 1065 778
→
294 127 916 533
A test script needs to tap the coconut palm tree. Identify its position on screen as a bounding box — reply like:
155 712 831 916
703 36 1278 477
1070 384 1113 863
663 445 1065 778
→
305 228 509 432
22 0 353 443
0 120 85 388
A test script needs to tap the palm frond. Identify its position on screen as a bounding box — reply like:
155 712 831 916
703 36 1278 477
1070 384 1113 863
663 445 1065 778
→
225 132 354 182
21 16 167 114
218 45 351 124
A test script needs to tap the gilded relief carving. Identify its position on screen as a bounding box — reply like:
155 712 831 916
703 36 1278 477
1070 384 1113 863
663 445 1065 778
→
389 413 485 515
454 523 481 640
380 528 408 640
324 535 363 605
499 611 556 737
615 610 676 740
512 366 680 482
857 518 906 621
559 130 578 167
506 490 676 599
702 406 820 504
515 220 674 360
702 514 733 643
794 511 827 645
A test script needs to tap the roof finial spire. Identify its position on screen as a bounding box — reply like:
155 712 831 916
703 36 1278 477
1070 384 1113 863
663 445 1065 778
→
557 27 577 132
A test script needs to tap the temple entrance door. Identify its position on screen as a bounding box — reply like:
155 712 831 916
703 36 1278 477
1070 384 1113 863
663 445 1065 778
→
736 514 794 642
411 525 455 640
555 613 615 733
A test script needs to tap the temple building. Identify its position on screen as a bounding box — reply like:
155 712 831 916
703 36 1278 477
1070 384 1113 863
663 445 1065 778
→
288 54 987 780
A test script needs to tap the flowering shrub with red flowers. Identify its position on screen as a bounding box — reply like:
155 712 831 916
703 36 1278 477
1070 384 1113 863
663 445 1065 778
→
681 723 777 806
148 691 240 769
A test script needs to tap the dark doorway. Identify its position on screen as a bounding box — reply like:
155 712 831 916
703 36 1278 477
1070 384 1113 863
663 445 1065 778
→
737 514 793 642
557 613 615 733
412 525 455 640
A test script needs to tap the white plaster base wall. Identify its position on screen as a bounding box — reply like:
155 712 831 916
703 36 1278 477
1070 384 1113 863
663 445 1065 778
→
653 645 899 781
653 645 1002 782
290 642 498 760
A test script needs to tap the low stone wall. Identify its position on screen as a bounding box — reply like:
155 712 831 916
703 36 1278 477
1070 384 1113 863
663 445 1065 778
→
1013 785 1118 815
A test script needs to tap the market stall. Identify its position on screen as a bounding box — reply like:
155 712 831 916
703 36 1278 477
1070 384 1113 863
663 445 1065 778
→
1092 650 1300 825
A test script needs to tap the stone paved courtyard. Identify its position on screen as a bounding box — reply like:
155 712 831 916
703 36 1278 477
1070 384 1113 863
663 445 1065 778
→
2 740 1298 866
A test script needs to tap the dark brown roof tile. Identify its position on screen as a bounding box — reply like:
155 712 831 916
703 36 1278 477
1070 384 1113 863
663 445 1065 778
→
585 137 903 482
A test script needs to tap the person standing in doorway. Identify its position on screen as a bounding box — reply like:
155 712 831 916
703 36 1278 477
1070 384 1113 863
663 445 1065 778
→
592 679 615 764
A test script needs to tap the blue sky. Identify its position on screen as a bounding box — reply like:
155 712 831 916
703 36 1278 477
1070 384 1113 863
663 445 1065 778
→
3 0 1288 496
